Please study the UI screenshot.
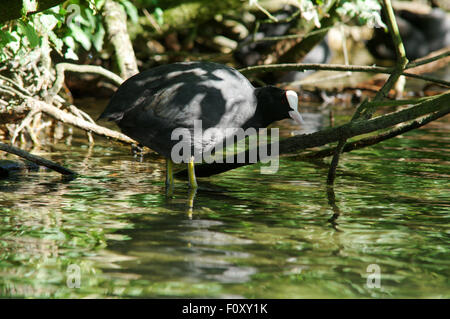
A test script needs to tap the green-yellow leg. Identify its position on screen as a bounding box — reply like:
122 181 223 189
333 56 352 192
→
187 157 198 218
187 187 197 219
165 157 174 190
188 156 198 189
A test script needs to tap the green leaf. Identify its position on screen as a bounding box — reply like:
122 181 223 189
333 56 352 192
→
69 24 92 51
21 0 35 17
154 7 164 25
63 36 76 50
18 20 40 48
7 31 21 53
0 30 15 46
95 0 106 9
84 7 97 29
39 14 59 31
48 30 63 52
92 23 105 52
120 0 139 24
64 47 79 60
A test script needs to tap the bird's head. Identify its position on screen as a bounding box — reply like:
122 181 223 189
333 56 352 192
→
255 86 304 127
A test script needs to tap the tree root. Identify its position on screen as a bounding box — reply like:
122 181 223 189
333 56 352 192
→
27 97 137 145
48 62 124 98
0 84 137 145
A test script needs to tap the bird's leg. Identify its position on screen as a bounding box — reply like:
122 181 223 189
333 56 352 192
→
187 156 198 189
186 156 198 217
186 187 197 219
165 158 174 193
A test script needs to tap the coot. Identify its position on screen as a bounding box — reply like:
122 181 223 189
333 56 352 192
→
99 61 303 188
367 8 450 61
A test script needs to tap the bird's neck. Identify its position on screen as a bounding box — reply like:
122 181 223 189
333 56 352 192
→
243 109 266 129
253 87 288 128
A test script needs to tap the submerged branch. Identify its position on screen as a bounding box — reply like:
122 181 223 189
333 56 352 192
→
0 141 76 176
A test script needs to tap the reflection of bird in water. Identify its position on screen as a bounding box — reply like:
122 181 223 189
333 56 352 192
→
367 8 450 61
0 159 39 180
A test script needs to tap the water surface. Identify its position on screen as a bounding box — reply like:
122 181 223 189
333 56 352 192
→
0 103 449 298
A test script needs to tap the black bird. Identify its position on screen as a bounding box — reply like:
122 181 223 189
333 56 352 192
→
99 61 303 188
234 5 331 86
234 5 298 67
367 8 450 61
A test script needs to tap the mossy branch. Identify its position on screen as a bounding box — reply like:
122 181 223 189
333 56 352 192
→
298 106 449 160
175 92 450 178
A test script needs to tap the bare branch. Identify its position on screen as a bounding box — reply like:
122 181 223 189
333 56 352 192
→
239 63 450 87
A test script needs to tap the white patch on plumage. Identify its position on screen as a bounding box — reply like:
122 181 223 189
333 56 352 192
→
286 90 298 110
285 90 304 125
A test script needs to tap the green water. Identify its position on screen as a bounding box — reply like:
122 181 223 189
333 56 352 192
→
0 108 449 298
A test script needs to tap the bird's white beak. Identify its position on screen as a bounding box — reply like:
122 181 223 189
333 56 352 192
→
286 90 304 125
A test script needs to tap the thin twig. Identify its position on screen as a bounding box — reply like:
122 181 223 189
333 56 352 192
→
11 109 39 144
26 124 40 145
0 74 32 96
406 49 450 69
142 8 162 34
258 7 301 24
30 98 137 145
236 26 332 49
239 62 392 75
402 72 450 87
67 105 96 144
251 1 279 22
239 63 450 87
1 86 137 145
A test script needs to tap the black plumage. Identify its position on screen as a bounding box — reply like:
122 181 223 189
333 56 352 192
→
100 62 301 159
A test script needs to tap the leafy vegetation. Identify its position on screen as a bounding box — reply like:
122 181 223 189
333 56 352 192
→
0 0 388 63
